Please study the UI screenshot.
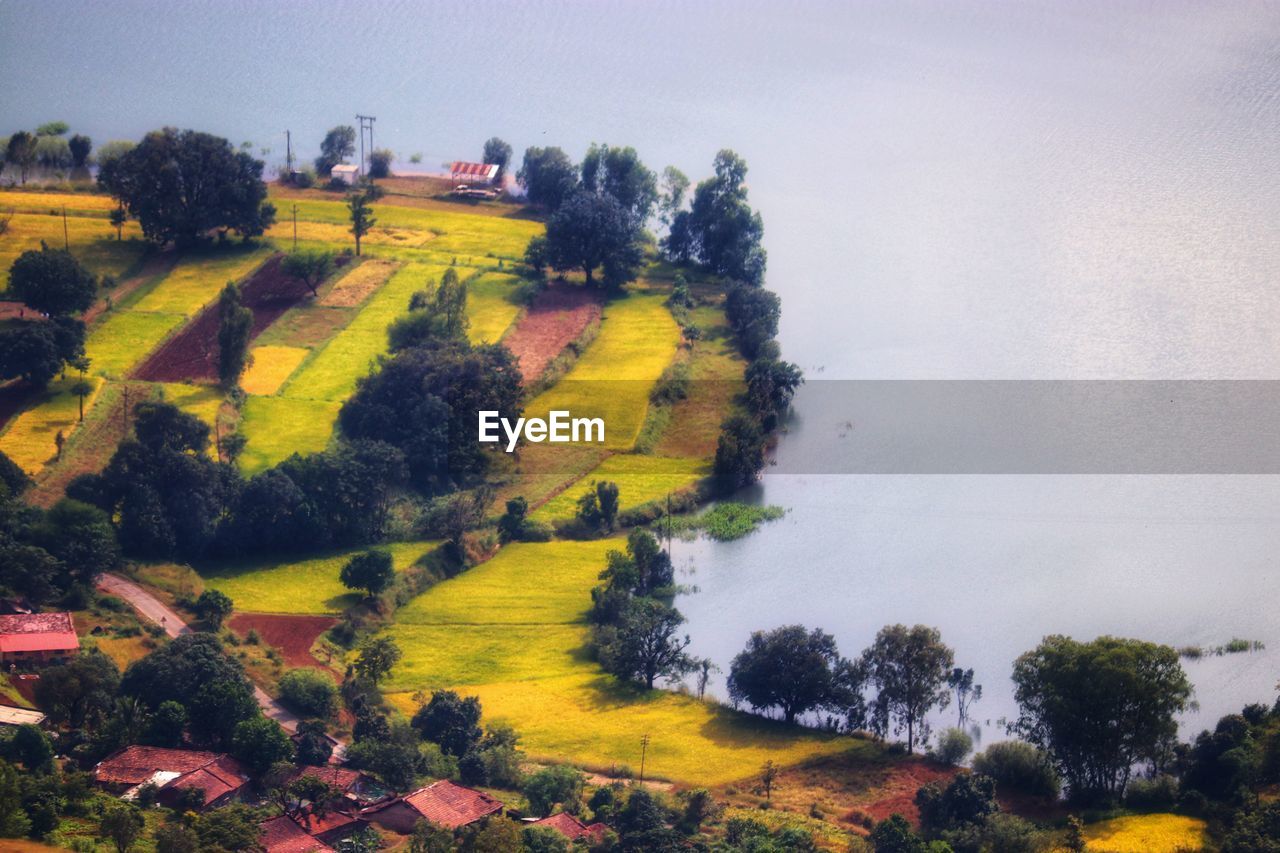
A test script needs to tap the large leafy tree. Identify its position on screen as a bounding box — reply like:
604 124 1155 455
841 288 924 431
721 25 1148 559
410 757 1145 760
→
315 125 356 176
543 191 644 289
727 624 862 725
517 146 578 211
598 529 674 598
1011 634 1191 801
340 549 395 598
5 131 38 185
862 624 955 754
411 690 482 757
676 149 767 284
216 281 252 389
482 137 513 180
581 143 658 223
98 127 276 245
34 650 120 730
0 317 86 388
725 283 782 359
7 244 97 316
595 597 695 690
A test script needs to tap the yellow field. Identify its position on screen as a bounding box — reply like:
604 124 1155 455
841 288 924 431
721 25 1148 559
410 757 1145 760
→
466 271 525 345
159 383 223 440
524 294 681 450
1079 814 1208 853
0 212 143 289
532 454 708 520
202 541 440 614
241 346 309 395
237 396 340 475
131 244 270 315
383 540 851 785
319 258 400 308
0 189 119 214
281 262 459 402
267 220 434 249
0 376 103 475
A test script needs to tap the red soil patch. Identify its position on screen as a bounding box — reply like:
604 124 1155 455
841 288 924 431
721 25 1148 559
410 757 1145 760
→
502 283 602 385
228 612 337 669
133 254 311 382
854 758 957 825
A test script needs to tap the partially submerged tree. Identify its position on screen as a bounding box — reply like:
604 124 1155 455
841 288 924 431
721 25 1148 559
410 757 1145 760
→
727 624 862 725
862 624 955 754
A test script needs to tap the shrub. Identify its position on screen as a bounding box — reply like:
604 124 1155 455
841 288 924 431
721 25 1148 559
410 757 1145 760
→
1125 774 1180 811
972 740 1060 799
279 669 338 718
936 727 974 765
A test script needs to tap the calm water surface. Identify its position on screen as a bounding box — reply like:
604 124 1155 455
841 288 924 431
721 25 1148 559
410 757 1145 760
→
4 0 1280 738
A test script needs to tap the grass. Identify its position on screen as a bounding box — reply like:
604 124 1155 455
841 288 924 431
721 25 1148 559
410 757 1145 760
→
524 293 681 450
531 454 708 521
1077 814 1208 853
84 310 185 378
0 212 143 290
281 262 460 402
318 258 400 308
654 305 746 458
237 395 341 475
383 540 855 785
241 345 309 395
159 382 223 435
0 376 103 475
130 243 270 315
201 540 440 614
467 270 526 345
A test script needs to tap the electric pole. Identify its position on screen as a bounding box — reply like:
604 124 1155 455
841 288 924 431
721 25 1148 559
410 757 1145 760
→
285 129 293 174
356 114 376 177
639 733 650 784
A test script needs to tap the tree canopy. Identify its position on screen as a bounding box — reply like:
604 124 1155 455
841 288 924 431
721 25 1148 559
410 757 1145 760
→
482 137 513 180
315 125 356 176
862 624 955 754
339 549 395 598
668 149 767 284
98 127 275 245
727 625 861 725
7 243 97 316
543 190 644 289
517 147 578 211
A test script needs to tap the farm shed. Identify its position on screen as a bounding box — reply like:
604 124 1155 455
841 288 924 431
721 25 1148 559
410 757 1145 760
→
450 161 499 185
330 163 360 185
0 612 79 666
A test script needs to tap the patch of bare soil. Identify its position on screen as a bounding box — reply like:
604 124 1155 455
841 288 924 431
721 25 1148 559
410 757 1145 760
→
502 283 602 385
228 612 338 669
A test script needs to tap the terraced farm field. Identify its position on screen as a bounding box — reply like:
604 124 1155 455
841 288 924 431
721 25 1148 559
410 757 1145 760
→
236 395 340 474
202 540 440 615
382 539 851 785
0 212 143 289
466 270 525 345
0 376 103 475
241 345 309 395
531 454 708 520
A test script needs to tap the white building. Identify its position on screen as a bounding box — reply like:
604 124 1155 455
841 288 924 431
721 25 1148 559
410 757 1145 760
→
330 164 360 185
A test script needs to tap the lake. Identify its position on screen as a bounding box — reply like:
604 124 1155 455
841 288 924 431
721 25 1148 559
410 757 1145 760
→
4 0 1279 740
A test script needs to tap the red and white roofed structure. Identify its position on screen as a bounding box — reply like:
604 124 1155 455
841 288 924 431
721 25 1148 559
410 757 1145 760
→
450 161 499 186
0 612 79 666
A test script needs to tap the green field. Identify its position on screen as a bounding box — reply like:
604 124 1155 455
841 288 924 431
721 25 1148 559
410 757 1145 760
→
0 376 104 475
84 311 184 378
532 454 708 520
466 271 525 345
0 212 143 290
202 540 440 614
130 244 269 316
159 382 223 436
524 293 681 450
237 396 340 475
383 540 851 785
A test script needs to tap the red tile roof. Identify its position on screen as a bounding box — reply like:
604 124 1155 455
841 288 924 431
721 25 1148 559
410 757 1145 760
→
291 809 364 838
531 812 591 840
260 816 334 853
95 746 224 786
450 161 498 178
378 780 503 829
167 755 249 806
0 612 79 654
289 765 365 793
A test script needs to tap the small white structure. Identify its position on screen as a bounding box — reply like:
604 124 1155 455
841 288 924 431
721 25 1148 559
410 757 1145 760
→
330 164 360 185
0 706 46 727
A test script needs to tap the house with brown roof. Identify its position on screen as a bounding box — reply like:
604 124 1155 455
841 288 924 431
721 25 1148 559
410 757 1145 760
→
529 812 611 844
287 765 388 807
259 815 334 853
362 779 503 834
289 808 367 847
0 612 79 666
94 745 249 810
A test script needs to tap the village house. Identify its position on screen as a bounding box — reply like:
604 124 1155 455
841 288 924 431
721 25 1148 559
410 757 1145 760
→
329 163 359 186
288 807 367 848
287 765 388 808
361 779 503 834
94 745 250 811
528 811 611 844
259 815 334 853
0 612 79 667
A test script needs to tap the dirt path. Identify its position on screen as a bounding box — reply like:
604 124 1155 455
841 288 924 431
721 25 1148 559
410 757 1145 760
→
95 573 314 740
502 283 602 385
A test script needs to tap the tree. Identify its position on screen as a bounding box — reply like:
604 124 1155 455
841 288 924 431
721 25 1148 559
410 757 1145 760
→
109 204 127 240
8 243 98 316
482 137 513 181
543 191 644 289
471 818 525 853
282 248 334 296
598 528 673 598
0 449 30 495
34 649 120 729
99 802 144 853
315 125 356 176
498 496 529 543
517 146 578 210
683 150 767 284
231 715 295 777
391 268 469 346
8 723 54 772
523 764 586 816
596 597 695 689
354 636 402 683
727 625 861 725
1222 801 1280 853
279 669 338 719
916 773 998 835
193 804 261 852
862 624 955 754
120 633 256 744
36 121 69 137
745 358 804 426
145 700 188 747
0 760 30 838
193 588 234 630
69 133 92 168
409 819 455 853
725 283 781 359
6 131 38 184
344 719 424 791
947 667 982 726
659 166 690 229
98 128 275 245
713 413 765 490
368 148 393 179
0 316 86 388
348 189 376 256
34 497 121 586
153 823 199 853
869 814 931 853
581 143 658 223
576 479 621 532
935 728 974 766
340 549 395 598
1011 634 1191 801
217 281 252 389
71 378 94 422
411 689 482 757
760 760 779 801
294 719 334 766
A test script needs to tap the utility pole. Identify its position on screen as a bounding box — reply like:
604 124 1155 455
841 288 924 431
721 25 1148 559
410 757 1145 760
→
356 114 376 177
639 733 650 785
285 129 293 175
